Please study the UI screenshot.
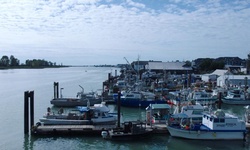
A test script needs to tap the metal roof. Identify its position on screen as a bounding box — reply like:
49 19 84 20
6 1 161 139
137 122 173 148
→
147 62 192 71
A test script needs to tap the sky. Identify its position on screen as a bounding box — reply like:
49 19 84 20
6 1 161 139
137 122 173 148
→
0 0 250 65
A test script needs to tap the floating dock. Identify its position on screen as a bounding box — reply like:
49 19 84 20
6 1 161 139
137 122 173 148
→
32 124 117 136
31 123 168 136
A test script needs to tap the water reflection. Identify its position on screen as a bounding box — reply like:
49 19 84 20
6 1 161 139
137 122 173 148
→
23 135 34 150
166 136 250 150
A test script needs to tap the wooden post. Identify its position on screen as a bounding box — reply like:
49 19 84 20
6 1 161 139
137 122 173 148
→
108 73 111 83
24 91 29 134
54 82 59 99
245 77 248 90
24 91 35 134
117 91 121 128
29 91 34 130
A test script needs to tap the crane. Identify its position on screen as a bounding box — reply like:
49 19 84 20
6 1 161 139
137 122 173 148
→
123 57 137 74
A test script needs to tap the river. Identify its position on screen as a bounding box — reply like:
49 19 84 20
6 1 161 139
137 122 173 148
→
0 67 249 150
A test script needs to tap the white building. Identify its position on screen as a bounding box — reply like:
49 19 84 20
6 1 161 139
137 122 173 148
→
200 69 232 82
217 75 250 87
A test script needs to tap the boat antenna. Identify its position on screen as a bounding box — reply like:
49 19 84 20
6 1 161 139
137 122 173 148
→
87 99 90 108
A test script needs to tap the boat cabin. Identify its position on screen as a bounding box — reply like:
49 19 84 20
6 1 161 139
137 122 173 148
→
202 109 245 130
146 104 171 125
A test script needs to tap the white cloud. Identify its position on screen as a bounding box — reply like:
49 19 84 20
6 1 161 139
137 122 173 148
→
0 0 249 65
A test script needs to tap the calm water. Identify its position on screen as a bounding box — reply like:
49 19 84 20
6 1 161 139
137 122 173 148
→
0 67 249 150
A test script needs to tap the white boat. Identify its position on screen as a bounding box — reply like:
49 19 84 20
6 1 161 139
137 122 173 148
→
50 86 102 107
169 101 206 127
222 88 250 105
174 101 205 119
187 90 217 105
244 105 250 128
167 109 246 140
40 102 118 125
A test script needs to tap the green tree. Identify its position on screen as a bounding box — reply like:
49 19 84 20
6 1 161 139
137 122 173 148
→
0 55 10 66
210 61 224 70
10 55 20 66
198 58 213 73
184 60 192 67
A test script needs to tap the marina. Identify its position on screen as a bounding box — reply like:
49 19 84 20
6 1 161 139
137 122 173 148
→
1 67 250 149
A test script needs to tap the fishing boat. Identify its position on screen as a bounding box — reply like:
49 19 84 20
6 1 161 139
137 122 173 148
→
50 86 102 107
101 92 152 141
40 102 118 125
172 100 205 123
222 88 250 105
145 103 171 126
101 121 152 141
167 109 247 140
113 90 167 108
187 90 217 105
244 105 250 128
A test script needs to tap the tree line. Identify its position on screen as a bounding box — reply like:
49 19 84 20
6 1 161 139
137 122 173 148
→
0 55 61 68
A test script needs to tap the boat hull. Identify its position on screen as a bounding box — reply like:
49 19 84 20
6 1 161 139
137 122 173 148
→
39 118 117 125
114 98 167 107
167 126 245 140
222 98 250 105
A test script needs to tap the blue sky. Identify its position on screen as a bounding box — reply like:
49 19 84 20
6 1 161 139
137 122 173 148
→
0 0 250 65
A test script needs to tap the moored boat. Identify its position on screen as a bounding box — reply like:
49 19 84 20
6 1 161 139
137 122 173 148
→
167 109 246 140
40 102 118 125
172 101 205 123
145 103 172 126
187 90 217 105
101 121 152 141
113 90 167 107
50 86 102 107
222 88 250 105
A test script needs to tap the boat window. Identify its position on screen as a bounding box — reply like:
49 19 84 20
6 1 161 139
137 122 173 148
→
103 112 108 116
210 118 213 121
192 110 203 115
214 118 219 122
127 95 134 97
94 112 98 118
220 119 225 123
234 95 240 98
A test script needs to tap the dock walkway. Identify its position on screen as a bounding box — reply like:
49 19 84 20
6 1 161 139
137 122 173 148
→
31 123 168 136
32 124 117 136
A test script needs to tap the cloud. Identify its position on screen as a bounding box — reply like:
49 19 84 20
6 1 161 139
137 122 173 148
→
0 0 249 65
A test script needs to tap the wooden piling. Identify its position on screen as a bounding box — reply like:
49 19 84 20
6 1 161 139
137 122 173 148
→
24 91 29 134
108 73 111 83
54 82 59 99
29 91 34 130
24 91 35 134
117 91 121 128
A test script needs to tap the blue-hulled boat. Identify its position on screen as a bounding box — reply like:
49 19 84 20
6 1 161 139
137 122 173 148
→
113 90 167 107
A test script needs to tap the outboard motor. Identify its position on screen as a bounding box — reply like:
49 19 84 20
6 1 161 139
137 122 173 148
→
101 130 108 139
